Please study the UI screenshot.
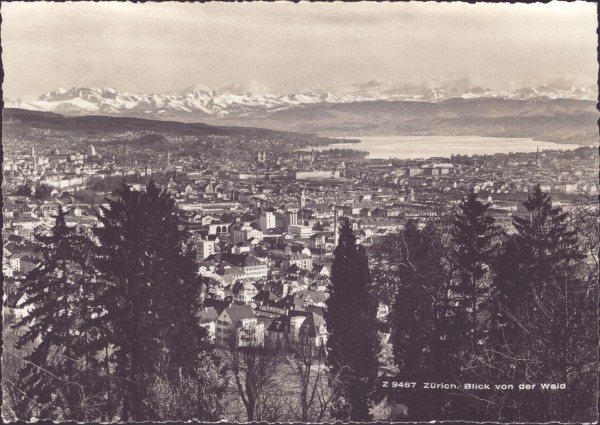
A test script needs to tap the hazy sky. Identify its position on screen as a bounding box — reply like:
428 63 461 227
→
2 1 597 99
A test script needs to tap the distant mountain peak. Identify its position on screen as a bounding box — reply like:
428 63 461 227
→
7 83 597 120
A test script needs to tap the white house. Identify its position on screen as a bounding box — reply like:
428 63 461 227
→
215 305 265 347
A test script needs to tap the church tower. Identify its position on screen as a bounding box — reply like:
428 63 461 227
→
535 145 541 168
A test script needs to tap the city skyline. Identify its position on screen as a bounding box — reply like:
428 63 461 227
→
2 1 597 100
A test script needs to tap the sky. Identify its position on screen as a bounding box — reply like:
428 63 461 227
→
2 1 597 99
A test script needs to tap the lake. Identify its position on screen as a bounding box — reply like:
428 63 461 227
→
313 136 583 160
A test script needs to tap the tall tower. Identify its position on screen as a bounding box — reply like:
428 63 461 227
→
166 149 171 168
535 145 541 168
257 150 266 163
31 146 35 158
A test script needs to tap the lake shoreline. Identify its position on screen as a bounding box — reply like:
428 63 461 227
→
308 135 584 160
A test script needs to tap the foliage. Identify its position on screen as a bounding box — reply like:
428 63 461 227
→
389 221 455 420
93 180 207 421
12 207 107 421
34 184 54 200
482 184 597 421
325 219 380 421
451 190 500 344
384 185 597 422
15 183 34 197
147 351 227 421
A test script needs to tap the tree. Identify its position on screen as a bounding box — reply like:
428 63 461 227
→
12 207 106 421
509 185 595 421
15 183 33 197
223 332 281 422
93 181 208 421
34 183 54 200
570 187 599 266
284 335 336 422
147 351 228 421
475 185 598 422
325 219 380 421
370 230 404 308
389 221 455 420
451 190 500 344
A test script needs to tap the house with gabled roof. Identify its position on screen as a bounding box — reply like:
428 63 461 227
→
253 289 281 307
298 311 328 347
231 280 259 304
215 304 264 347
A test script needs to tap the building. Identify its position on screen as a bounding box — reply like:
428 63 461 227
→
287 253 313 270
231 280 259 304
220 253 269 279
196 240 215 261
288 224 313 238
275 210 298 232
297 311 328 347
260 211 276 232
295 170 340 180
231 224 263 244
215 305 265 347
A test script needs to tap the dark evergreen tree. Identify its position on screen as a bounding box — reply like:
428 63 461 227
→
509 184 594 421
451 190 500 344
389 221 453 420
13 207 104 421
325 219 380 421
488 235 527 346
93 181 208 421
477 185 598 422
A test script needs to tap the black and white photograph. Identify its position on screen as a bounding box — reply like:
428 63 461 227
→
1 1 598 423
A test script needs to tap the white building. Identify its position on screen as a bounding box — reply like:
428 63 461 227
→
196 240 215 261
215 305 265 347
288 224 313 238
288 254 313 270
260 211 276 232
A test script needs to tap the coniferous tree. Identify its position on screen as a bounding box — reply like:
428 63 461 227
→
488 235 527 346
13 207 104 421
451 190 500 344
390 221 453 420
509 184 594 421
477 185 598 422
93 181 209 421
325 220 380 421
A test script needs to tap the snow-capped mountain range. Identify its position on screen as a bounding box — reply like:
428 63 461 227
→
5 84 597 119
